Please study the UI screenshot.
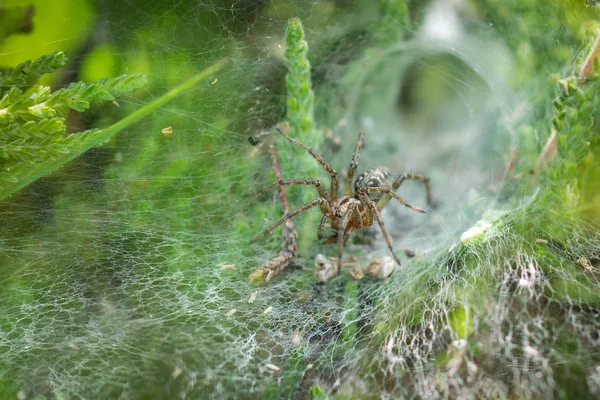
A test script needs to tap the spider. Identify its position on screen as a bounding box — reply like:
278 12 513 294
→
250 124 432 275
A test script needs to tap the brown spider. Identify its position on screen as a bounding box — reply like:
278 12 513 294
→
250 125 432 275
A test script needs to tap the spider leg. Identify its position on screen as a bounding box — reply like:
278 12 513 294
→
357 190 402 266
367 187 426 213
335 203 362 275
275 124 340 201
317 214 329 239
351 202 363 231
250 198 329 244
392 173 431 204
378 173 432 209
340 203 362 250
250 178 330 213
344 132 364 196
337 209 351 275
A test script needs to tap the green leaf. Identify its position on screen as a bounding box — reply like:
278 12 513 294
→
0 58 229 201
0 55 150 173
309 385 328 400
284 17 314 139
0 51 68 97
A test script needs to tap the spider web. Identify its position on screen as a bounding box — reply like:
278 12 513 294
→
1 1 600 399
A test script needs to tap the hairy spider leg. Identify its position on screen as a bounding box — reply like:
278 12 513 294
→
357 190 402 266
392 173 432 203
377 173 432 210
250 197 329 244
317 214 328 239
251 178 330 214
336 202 363 275
365 187 426 213
350 203 364 232
268 145 290 213
344 132 364 196
275 125 340 200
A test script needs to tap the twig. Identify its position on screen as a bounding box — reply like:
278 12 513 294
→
580 29 600 80
502 148 519 180
536 129 558 170
270 145 290 214
249 145 298 285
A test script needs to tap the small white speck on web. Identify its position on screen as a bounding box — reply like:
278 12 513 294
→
67 342 81 351
225 309 237 317
248 291 257 304
171 367 183 379
219 264 236 270
263 306 273 315
291 331 302 347
266 363 280 372
523 345 540 358
17 391 26 400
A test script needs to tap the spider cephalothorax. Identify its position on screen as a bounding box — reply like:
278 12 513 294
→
250 125 432 275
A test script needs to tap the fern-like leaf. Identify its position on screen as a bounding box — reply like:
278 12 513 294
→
0 51 68 97
0 55 228 201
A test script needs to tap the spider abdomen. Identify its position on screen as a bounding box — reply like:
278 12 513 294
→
354 167 392 201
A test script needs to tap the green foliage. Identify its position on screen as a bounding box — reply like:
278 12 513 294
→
285 17 315 138
0 51 230 201
309 385 328 400
472 0 593 85
547 27 600 221
448 306 473 339
356 14 600 399
375 0 411 44
276 17 326 254
549 75 595 206
0 51 146 199
0 51 68 96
